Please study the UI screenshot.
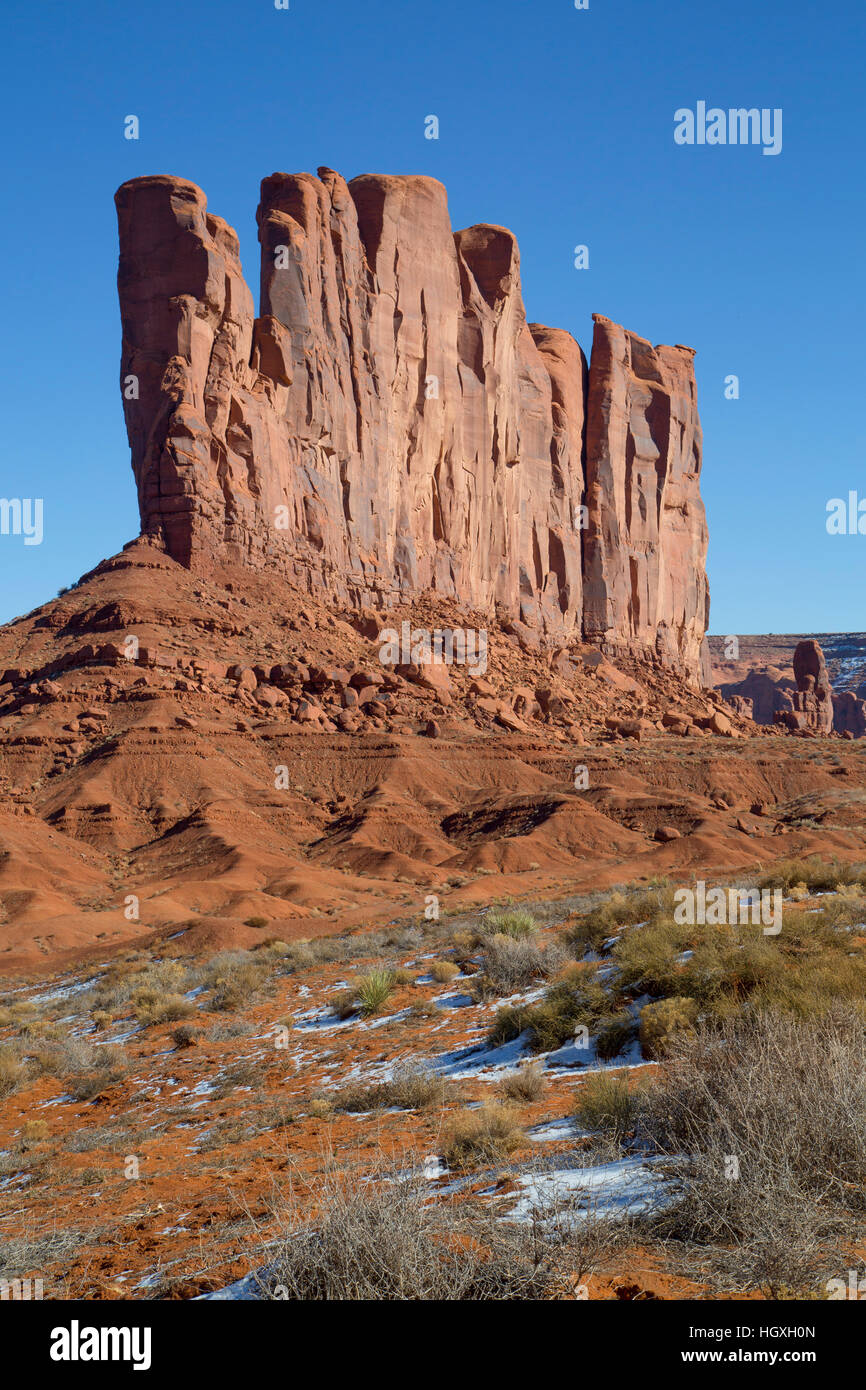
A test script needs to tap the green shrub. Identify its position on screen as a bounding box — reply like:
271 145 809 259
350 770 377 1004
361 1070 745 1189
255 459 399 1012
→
679 925 784 1007
487 966 608 1054
482 908 537 939
487 1005 529 1049
758 857 865 893
611 918 690 996
574 1072 643 1142
594 1011 636 1061
566 884 674 955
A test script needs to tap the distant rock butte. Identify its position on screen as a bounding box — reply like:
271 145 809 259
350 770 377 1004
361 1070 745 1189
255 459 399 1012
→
115 168 710 682
717 636 865 737
777 639 835 734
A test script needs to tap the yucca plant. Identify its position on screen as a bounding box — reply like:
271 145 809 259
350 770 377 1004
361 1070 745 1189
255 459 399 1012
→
356 968 395 1017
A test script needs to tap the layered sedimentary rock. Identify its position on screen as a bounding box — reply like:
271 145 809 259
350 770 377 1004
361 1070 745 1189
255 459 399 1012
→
115 167 709 679
775 640 834 733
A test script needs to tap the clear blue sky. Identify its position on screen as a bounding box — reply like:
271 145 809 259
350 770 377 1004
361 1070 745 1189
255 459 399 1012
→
1 0 863 634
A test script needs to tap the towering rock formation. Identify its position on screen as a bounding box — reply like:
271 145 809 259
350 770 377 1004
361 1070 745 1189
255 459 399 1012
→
583 316 709 680
775 639 835 733
115 167 710 681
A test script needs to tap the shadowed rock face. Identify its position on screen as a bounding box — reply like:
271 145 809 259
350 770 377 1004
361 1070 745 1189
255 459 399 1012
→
719 670 797 725
115 167 710 680
834 691 866 738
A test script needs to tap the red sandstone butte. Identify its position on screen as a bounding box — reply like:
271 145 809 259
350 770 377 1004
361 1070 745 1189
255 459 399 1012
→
115 167 710 682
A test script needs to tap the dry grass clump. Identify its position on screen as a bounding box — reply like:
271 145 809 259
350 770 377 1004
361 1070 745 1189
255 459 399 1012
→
23 1039 130 1100
263 922 431 977
85 958 196 1018
498 1061 545 1102
262 1162 557 1300
206 1019 255 1041
61 1125 128 1154
330 987 360 1020
202 952 269 1011
473 934 565 998
23 1036 129 1102
391 967 418 987
639 996 699 1059
636 1008 866 1292
442 1102 524 1170
428 960 460 984
21 1119 49 1145
274 939 317 970
132 989 194 1027
68 1048 128 1102
254 1102 296 1133
593 1010 637 1060
449 928 476 954
409 999 438 1020
0 1228 88 1279
328 1063 446 1114
197 1118 248 1153
171 1023 198 1049
833 881 866 901
212 1058 263 1098
0 999 39 1028
253 937 291 957
0 1046 27 1097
